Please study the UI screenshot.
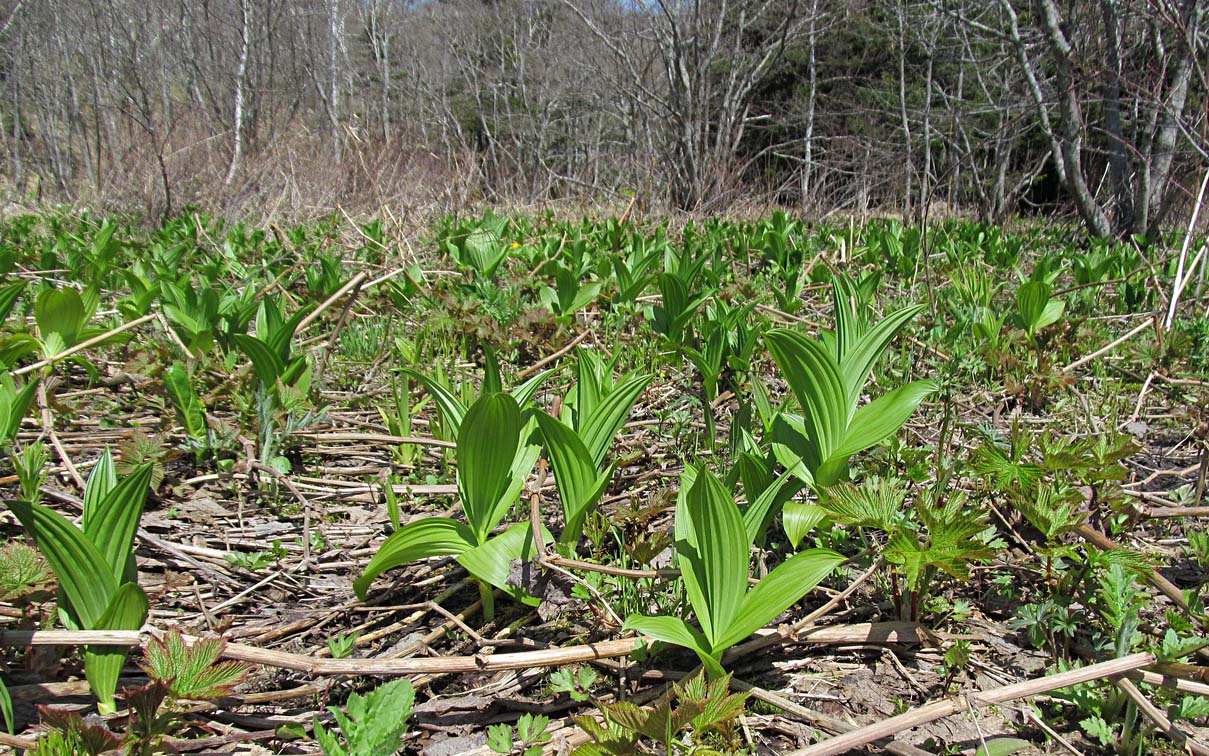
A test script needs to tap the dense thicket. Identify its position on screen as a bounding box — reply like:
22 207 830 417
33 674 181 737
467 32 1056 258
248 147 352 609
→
0 0 1204 236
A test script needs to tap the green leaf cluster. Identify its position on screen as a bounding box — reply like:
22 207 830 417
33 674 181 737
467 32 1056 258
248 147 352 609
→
624 466 843 677
314 679 415 756
7 451 153 713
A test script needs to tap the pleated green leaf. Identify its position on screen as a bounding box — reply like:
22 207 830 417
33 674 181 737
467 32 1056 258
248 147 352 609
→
5 498 116 629
782 502 828 549
508 369 555 409
764 330 847 464
84 582 149 714
232 334 284 388
85 463 153 586
353 517 475 601
837 304 924 413
681 468 748 649
82 448 117 531
456 522 547 606
164 362 207 443
457 393 523 543
535 412 612 546
0 281 26 326
622 615 718 675
0 374 36 444
580 373 649 469
716 548 843 651
402 368 467 437
831 273 865 363
485 439 542 534
832 380 937 462
741 467 799 547
770 412 817 487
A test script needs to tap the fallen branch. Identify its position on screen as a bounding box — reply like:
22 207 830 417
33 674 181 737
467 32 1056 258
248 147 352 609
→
9 313 157 377
0 621 935 677
1062 317 1154 373
786 652 1155 756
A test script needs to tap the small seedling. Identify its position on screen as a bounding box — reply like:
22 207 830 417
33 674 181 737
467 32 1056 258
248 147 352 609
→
549 666 598 702
327 631 358 660
488 713 551 756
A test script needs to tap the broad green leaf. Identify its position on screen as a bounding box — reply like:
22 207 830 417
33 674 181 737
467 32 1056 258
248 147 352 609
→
681 468 748 648
770 413 817 487
782 502 827 549
535 412 612 546
484 439 542 537
353 517 475 600
1038 299 1065 331
84 582 149 714
716 548 843 650
164 362 207 442
34 287 86 354
974 737 1032 756
6 499 116 628
0 374 37 444
232 334 284 388
86 463 153 586
403 368 467 436
764 330 847 463
571 349 607 425
837 304 924 412
464 227 507 279
580 374 649 468
482 349 503 396
264 307 309 364
83 449 118 530
457 522 547 605
622 615 716 673
830 273 865 363
508 369 554 410
1016 280 1063 336
457 393 523 542
832 380 937 461
0 281 25 326
741 468 799 546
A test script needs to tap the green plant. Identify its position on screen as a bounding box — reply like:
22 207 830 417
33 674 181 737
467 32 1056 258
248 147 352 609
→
651 272 714 347
488 713 551 756
766 277 935 493
537 353 649 549
0 374 36 448
12 441 47 505
442 211 511 283
314 678 415 756
819 478 996 620
327 631 358 659
121 630 249 754
163 362 210 463
0 540 53 601
355 393 545 620
624 466 843 677
403 350 552 444
233 295 313 396
1014 280 1065 342
572 670 750 756
6 450 153 713
550 666 598 702
540 262 602 320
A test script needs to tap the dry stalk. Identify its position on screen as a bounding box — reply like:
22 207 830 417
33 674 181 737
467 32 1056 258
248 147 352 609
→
786 652 1156 756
